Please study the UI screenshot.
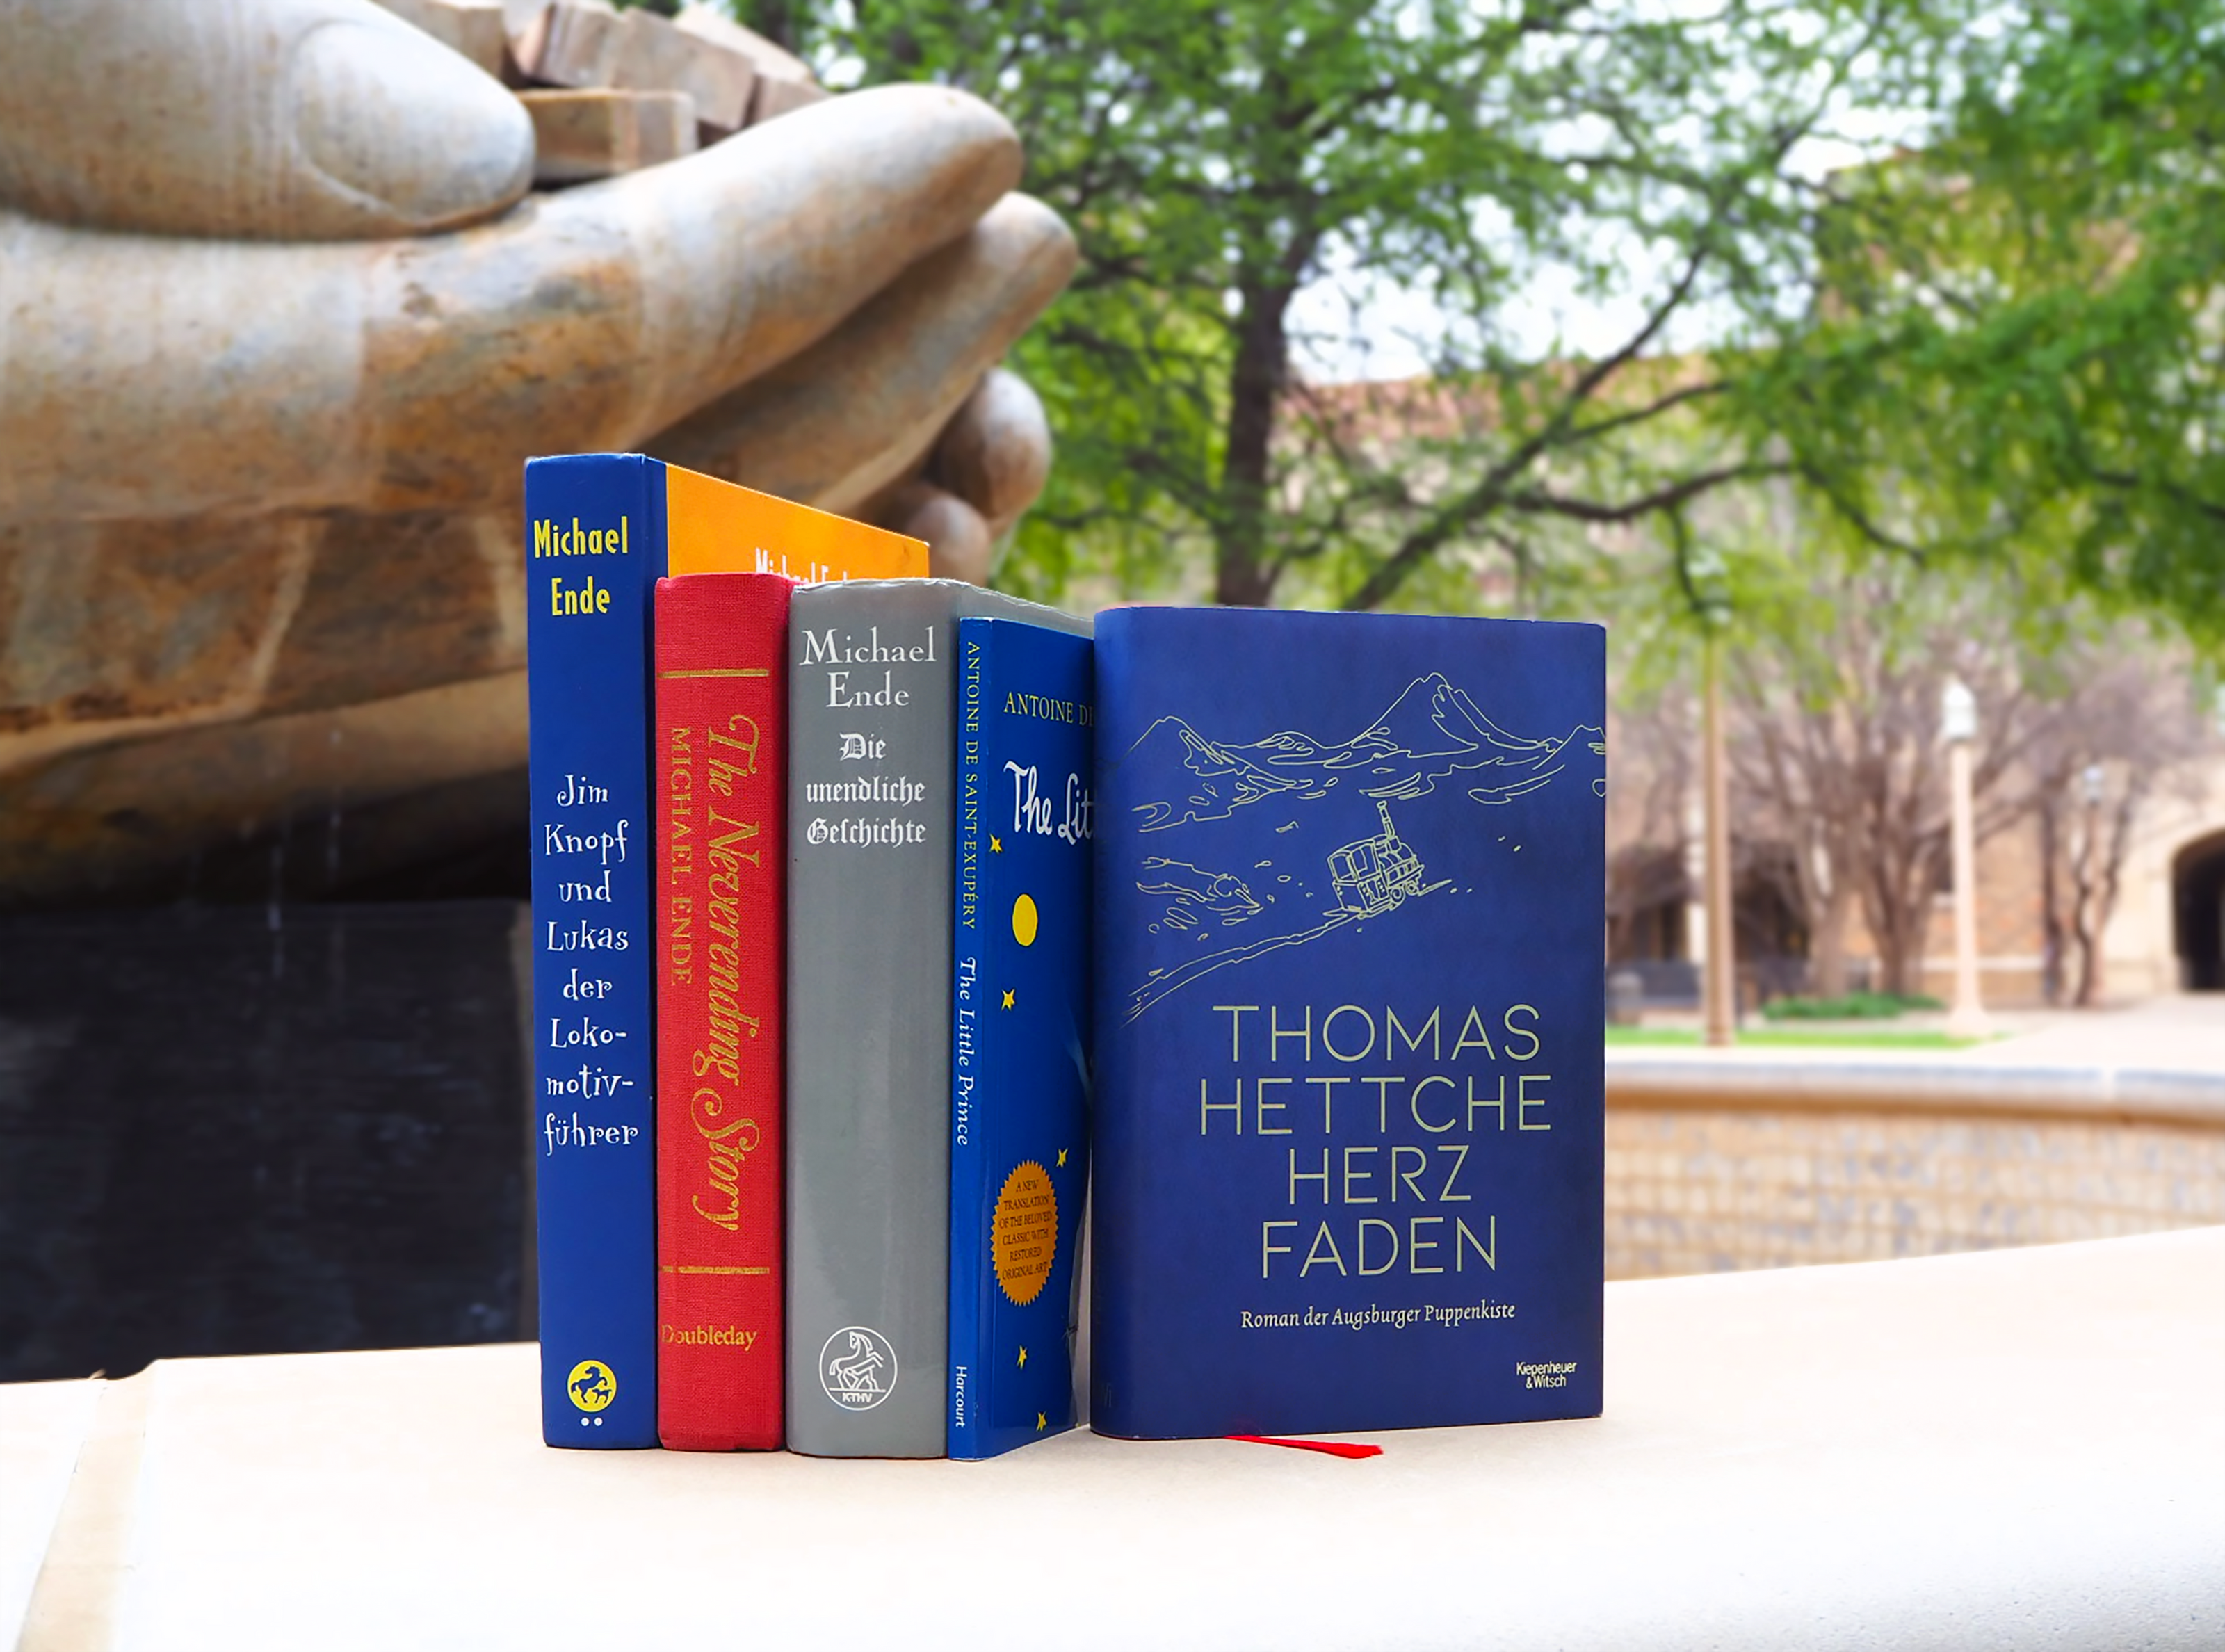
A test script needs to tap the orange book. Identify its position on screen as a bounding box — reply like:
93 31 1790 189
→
661 464 926 583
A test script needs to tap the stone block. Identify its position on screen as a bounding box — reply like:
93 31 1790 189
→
673 5 813 83
501 0 581 39
669 6 827 127
512 1 622 86
518 88 698 184
515 2 753 134
615 10 754 135
750 72 830 126
374 0 508 79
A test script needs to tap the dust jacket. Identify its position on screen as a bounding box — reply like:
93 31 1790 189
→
946 617 1093 1459
1090 606 1605 1439
525 456 921 1448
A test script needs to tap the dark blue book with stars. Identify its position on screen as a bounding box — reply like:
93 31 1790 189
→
1090 606 1605 1439
946 617 1094 1459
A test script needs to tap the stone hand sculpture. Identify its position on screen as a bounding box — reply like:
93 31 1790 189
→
0 0 1074 905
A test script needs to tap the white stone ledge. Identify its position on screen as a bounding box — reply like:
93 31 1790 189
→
4 1227 2221 1650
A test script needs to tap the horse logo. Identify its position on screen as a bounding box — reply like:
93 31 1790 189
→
818 1325 899 1411
566 1359 617 1414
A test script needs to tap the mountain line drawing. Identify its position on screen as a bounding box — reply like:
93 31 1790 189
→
1117 674 1600 1021
1121 672 1599 832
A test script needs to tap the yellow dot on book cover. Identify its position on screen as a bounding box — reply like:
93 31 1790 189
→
566 1359 617 1413
1011 893 1039 947
992 1160 1058 1306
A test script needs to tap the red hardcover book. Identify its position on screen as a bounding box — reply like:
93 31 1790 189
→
654 572 791 1450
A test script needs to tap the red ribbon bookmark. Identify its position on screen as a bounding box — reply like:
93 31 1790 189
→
1227 1434 1384 1459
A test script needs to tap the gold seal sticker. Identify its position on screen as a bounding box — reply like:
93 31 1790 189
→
566 1359 616 1414
991 1160 1058 1306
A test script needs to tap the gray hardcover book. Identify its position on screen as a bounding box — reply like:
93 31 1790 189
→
785 579 1090 1456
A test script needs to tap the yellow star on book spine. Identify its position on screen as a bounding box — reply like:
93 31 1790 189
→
1001 988 1015 1009
1017 1346 1028 1368
989 834 1003 852
1036 1413 1047 1431
1056 1148 1068 1167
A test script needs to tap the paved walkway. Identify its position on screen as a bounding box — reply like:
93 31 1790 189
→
1973 993 2225 1074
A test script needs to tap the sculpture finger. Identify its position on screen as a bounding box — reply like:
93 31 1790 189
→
929 368 1053 536
880 481 996 585
0 85 1021 522
645 191 1076 517
0 0 533 241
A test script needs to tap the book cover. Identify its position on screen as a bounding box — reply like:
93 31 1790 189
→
785 581 1089 1458
1089 606 1606 1439
946 617 1093 1460
526 456 922 1450
652 573 788 1451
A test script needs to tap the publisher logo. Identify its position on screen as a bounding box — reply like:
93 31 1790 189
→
1516 1359 1577 1390
819 1325 898 1411
567 1359 617 1421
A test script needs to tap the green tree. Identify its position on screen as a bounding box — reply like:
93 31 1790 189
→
1748 0 2225 638
755 0 1947 610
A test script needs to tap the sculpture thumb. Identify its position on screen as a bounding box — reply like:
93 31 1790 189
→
0 0 534 240
0 84 1024 522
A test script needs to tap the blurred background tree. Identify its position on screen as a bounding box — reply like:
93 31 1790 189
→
1579 473 2215 1007
734 0 1955 612
723 0 2225 1012
1745 0 2225 640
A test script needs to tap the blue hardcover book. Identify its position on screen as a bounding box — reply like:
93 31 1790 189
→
525 455 925 1448
1090 607 1605 1439
526 453 668 1448
947 618 1094 1459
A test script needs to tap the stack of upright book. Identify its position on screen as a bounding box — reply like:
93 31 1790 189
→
526 454 1093 1460
524 453 1608 1461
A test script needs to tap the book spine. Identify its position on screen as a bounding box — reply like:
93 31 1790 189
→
785 583 962 1457
524 454 667 1448
948 617 1094 1459
1087 611 1149 1441
946 624 990 1455
653 574 788 1450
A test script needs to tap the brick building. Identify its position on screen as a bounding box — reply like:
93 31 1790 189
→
1608 739 2225 1008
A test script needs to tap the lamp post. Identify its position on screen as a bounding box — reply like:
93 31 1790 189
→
1940 678 1989 1039
1690 548 1736 1048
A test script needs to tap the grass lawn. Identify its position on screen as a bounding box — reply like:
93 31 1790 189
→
1605 1026 1992 1051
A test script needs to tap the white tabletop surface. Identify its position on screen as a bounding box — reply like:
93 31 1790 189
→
6 1227 2222 1651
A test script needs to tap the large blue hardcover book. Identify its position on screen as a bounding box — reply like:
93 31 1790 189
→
1090 607 1605 1439
946 618 1093 1459
524 454 667 1448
